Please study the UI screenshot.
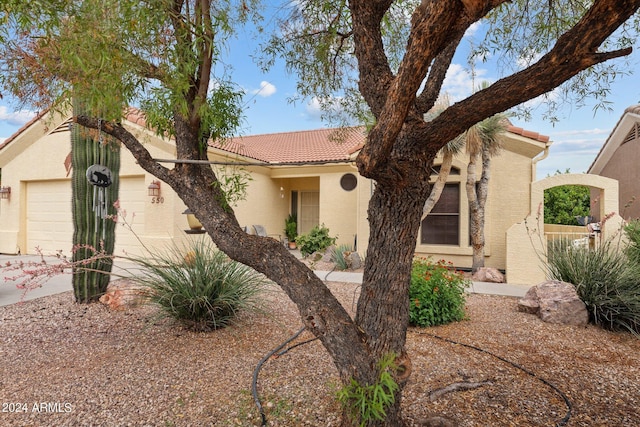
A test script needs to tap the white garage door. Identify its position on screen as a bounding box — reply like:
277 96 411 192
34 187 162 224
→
114 177 145 256
26 177 146 256
26 180 73 255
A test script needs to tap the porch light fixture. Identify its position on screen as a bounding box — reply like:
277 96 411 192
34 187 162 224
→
147 180 161 197
0 186 11 200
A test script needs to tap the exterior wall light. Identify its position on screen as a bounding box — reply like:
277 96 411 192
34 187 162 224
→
0 186 11 200
147 180 161 197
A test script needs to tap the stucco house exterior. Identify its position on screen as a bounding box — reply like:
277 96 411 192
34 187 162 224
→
588 104 640 220
1 107 555 278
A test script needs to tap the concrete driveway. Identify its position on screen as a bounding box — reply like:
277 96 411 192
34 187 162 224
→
0 254 140 306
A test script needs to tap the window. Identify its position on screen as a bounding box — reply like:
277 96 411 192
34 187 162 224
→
340 173 358 191
421 184 459 245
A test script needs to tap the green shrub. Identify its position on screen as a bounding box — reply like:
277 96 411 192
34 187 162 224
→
133 239 267 331
624 219 640 266
296 224 337 256
336 352 399 427
408 257 468 327
331 244 353 270
546 241 640 335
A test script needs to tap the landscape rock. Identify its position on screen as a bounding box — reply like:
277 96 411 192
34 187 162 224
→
321 246 335 263
99 279 146 310
345 251 362 270
518 280 589 326
472 267 505 283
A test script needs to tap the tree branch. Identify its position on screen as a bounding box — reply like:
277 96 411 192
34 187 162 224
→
75 114 173 184
416 35 462 115
420 0 640 153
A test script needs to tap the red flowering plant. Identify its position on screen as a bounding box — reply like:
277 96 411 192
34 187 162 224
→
408 257 468 327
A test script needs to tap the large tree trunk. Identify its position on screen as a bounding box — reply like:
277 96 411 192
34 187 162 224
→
354 170 432 425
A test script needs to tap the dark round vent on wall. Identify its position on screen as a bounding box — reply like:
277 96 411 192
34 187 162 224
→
340 173 357 191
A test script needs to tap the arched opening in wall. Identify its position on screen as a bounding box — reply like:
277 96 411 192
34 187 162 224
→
543 180 600 250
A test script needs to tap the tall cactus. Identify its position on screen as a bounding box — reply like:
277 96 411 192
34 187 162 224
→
71 103 120 303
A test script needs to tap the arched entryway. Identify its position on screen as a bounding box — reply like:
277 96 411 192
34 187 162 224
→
506 174 624 285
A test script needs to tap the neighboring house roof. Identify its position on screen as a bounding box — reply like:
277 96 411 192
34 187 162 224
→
588 104 640 174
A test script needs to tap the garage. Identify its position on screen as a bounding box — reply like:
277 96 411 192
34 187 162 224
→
25 177 146 256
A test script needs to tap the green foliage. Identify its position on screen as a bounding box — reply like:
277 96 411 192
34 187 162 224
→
409 258 468 327
543 170 591 225
210 165 252 211
133 239 267 332
336 353 399 427
296 224 337 256
0 0 259 130
624 219 640 266
284 213 297 242
546 239 640 335
330 244 353 270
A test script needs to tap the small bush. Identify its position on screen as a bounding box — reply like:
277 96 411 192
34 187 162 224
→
133 239 267 331
331 244 353 270
624 219 640 266
408 257 468 327
546 241 640 335
296 224 337 256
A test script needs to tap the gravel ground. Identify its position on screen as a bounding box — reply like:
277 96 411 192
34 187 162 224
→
1 279 639 427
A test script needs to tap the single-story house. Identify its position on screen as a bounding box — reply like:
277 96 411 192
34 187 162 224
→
1 107 557 277
588 104 640 220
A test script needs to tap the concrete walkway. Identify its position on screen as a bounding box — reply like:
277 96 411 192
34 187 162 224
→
1 254 531 307
315 270 531 297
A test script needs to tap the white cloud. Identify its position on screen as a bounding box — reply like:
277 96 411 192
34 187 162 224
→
550 128 611 137
251 81 276 98
441 63 490 101
0 106 37 126
464 21 482 38
305 97 323 119
0 137 6 145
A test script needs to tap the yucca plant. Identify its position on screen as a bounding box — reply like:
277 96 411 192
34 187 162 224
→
331 244 353 270
133 239 267 331
546 240 640 335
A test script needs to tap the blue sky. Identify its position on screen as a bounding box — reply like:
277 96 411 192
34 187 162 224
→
1 14 639 180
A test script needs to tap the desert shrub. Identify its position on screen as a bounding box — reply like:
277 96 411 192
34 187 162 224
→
546 242 640 335
331 244 353 270
408 257 468 327
624 219 640 266
296 224 337 256
133 239 267 331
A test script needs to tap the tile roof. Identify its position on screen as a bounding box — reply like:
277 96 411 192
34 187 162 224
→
506 125 550 143
211 127 367 164
0 110 46 151
1 106 551 166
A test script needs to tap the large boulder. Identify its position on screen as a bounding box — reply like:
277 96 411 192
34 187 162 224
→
472 267 505 283
99 279 146 310
344 251 363 270
518 280 589 326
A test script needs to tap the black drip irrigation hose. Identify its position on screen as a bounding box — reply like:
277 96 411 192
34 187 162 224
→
413 330 573 427
251 326 309 427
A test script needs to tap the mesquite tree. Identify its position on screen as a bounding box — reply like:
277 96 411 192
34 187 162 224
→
2 1 640 425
